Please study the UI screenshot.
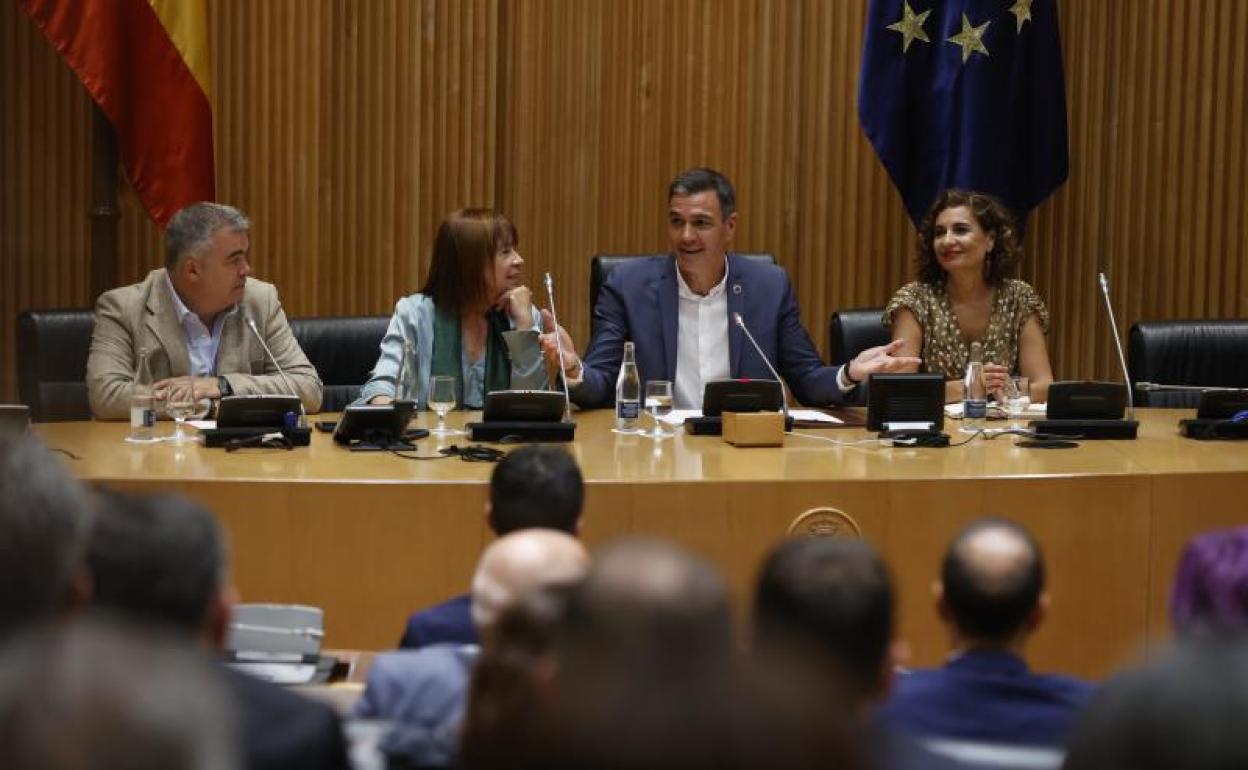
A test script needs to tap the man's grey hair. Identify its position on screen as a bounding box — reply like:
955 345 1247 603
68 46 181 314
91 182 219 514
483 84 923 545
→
164 202 250 269
0 435 93 639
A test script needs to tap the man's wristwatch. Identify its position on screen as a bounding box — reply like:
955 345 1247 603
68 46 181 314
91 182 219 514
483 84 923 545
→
218 376 233 397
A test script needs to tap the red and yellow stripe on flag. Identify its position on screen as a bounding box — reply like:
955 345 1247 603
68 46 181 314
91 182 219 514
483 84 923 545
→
20 0 215 228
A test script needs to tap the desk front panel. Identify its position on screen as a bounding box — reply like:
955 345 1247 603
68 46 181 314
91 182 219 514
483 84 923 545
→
39 409 1248 678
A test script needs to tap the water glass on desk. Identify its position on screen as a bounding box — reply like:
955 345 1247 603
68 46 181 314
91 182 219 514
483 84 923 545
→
1004 375 1031 428
164 376 210 444
644 380 673 440
427 375 461 436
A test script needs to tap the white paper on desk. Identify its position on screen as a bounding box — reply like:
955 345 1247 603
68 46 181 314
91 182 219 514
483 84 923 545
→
660 409 702 426
187 419 217 430
789 409 843 425
658 408 842 425
944 403 1047 419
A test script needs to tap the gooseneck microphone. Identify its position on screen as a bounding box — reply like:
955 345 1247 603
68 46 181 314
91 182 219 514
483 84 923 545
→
1136 382 1242 393
732 312 791 430
1098 273 1135 421
544 273 574 422
245 314 308 428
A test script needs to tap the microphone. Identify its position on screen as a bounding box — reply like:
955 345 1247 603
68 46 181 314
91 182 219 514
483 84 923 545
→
245 314 308 428
1099 273 1136 422
543 272 573 423
1136 382 1243 393
732 312 790 430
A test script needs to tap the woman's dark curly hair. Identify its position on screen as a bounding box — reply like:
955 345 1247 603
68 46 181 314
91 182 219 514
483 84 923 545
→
915 189 1023 286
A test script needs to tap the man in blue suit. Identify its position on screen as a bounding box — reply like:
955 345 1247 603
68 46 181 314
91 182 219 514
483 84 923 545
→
399 445 583 649
544 168 918 409
880 518 1095 751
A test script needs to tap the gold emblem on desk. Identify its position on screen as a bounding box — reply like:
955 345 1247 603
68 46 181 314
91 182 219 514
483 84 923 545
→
788 507 861 538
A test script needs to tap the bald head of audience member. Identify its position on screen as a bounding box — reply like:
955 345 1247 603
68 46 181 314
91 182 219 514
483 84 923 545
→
0 616 238 770
939 518 1046 650
87 491 235 650
471 529 589 636
754 536 897 707
0 435 93 639
566 537 734 665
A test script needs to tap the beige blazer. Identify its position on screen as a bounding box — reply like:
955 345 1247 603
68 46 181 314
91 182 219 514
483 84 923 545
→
86 269 323 419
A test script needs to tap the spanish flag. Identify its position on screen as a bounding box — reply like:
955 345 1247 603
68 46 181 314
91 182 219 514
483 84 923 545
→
20 0 215 228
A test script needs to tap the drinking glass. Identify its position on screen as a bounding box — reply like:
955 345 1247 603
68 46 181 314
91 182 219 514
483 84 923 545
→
427 375 461 436
165 376 210 444
643 380 674 440
1004 375 1031 428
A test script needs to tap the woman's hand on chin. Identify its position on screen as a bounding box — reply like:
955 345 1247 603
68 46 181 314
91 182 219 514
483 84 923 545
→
497 285 534 327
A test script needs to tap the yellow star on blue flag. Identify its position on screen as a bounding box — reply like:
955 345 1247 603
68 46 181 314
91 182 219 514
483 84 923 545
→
947 13 990 63
886 2 931 53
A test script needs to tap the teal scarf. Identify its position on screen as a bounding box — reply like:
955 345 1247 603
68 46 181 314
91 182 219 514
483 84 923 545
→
430 307 512 407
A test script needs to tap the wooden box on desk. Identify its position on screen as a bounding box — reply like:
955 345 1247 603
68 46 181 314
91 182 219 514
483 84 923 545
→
722 411 784 447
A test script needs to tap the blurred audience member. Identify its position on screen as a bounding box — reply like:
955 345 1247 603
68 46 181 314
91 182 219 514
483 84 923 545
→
1063 639 1248 770
754 536 965 770
460 584 574 770
87 491 350 770
1170 525 1248 636
0 616 238 770
400 445 584 649
356 529 588 768
0 434 93 639
520 538 859 770
880 518 1093 752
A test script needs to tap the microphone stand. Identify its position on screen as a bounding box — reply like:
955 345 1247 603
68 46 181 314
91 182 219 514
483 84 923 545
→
732 312 792 432
1136 382 1244 393
544 273 574 423
1099 273 1135 422
246 315 308 429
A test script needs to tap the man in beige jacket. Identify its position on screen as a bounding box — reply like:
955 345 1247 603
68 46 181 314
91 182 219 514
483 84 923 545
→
86 202 322 419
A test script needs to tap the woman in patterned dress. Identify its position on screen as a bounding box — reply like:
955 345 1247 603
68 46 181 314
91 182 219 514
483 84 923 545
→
884 190 1054 404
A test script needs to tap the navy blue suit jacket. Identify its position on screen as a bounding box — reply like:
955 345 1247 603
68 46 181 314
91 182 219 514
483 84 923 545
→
225 666 351 770
573 254 850 408
879 650 1095 748
399 593 477 650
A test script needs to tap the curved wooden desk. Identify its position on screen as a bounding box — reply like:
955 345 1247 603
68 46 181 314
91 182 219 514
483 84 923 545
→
37 409 1248 678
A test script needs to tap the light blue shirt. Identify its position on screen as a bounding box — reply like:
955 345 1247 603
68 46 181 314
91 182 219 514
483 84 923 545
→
357 293 546 409
165 274 236 376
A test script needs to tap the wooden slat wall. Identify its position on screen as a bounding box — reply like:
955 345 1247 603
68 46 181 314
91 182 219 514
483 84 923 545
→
1 0 93 401
2 0 1246 401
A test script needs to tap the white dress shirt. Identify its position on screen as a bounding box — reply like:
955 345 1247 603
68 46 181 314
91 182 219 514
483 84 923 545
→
165 274 235 377
673 261 732 409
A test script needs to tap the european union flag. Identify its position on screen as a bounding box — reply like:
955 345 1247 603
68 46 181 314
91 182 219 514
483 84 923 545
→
858 0 1069 226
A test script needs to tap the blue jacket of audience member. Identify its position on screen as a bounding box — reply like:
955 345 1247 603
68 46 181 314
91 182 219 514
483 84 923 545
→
225 666 352 770
352 644 480 768
399 593 477 649
879 649 1095 748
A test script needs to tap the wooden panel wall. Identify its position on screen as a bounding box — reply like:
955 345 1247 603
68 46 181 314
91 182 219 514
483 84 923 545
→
2 0 1246 401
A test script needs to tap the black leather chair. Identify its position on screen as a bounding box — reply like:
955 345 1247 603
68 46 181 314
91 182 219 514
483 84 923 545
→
828 307 890 366
289 316 390 412
1127 319 1248 408
828 307 889 405
16 309 95 422
588 252 776 316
